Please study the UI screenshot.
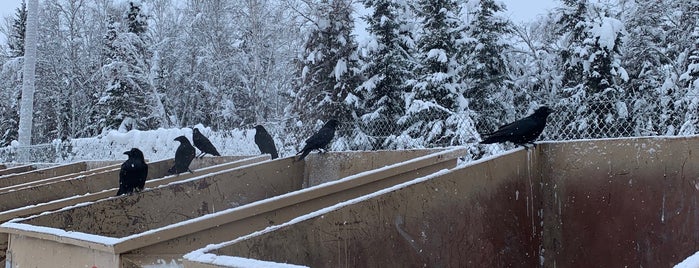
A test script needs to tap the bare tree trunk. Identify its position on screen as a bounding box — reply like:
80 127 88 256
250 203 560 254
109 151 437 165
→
18 0 39 146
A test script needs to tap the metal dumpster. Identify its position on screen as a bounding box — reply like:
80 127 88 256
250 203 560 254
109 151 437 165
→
0 155 256 262
182 137 699 268
0 148 463 267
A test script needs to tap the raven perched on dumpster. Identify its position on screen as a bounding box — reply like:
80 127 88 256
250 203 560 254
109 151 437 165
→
296 119 339 161
116 148 148 196
192 128 221 158
481 106 553 147
168 135 196 174
254 125 279 159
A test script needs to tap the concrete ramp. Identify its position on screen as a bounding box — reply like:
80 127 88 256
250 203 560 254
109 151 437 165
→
0 149 463 267
182 137 699 268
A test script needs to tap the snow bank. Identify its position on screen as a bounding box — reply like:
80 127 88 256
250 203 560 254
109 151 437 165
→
675 251 699 268
66 125 260 161
184 254 307 268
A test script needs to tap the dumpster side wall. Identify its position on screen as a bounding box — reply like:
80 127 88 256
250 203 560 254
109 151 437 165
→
127 156 457 257
0 162 85 188
303 149 440 187
5 234 119 268
214 149 542 268
21 158 305 237
541 137 699 267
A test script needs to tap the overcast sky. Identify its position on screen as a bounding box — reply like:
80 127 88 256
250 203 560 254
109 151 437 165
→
0 0 22 20
501 0 558 23
0 0 557 42
0 0 557 21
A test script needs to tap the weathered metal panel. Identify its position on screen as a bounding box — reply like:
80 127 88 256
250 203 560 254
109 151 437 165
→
0 162 86 189
540 137 699 267
208 149 539 268
1 149 459 267
190 137 699 268
302 149 442 187
0 165 34 177
0 156 255 263
5 234 119 268
0 156 247 214
126 149 462 258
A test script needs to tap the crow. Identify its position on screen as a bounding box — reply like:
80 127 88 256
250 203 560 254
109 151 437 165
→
481 106 553 147
168 135 196 175
254 125 279 159
192 128 221 158
116 148 148 196
296 119 339 161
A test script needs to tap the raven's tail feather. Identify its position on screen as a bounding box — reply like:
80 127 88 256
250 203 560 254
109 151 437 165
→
297 149 311 161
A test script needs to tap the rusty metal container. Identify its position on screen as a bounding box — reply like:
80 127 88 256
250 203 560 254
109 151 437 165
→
0 149 462 267
183 137 699 268
0 155 257 263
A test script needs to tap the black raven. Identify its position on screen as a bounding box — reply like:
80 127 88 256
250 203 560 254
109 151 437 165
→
296 119 339 161
116 148 148 196
168 135 196 175
481 106 553 147
254 125 279 159
192 128 221 158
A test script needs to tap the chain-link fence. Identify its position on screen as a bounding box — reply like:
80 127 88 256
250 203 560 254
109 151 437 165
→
1 100 690 163
0 143 63 163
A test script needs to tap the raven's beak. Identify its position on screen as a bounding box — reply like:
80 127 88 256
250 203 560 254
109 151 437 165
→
123 151 130 155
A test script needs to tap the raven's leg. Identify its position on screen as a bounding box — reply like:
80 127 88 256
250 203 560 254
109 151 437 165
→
196 152 206 158
188 168 194 174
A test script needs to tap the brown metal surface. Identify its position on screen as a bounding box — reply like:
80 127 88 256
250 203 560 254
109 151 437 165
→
125 149 462 257
0 162 87 189
0 165 34 177
197 137 699 268
19 156 277 237
0 156 245 214
213 149 540 268
540 137 699 267
0 149 457 267
0 156 252 263
0 161 120 194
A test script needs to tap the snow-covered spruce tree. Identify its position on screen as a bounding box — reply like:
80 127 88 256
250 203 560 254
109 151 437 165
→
622 0 678 136
553 0 629 139
291 0 362 149
669 0 699 135
398 0 479 148
8 0 26 58
31 0 66 143
508 17 562 128
230 0 302 126
356 0 417 149
0 2 27 145
94 2 156 133
461 0 513 137
166 0 242 129
0 58 20 146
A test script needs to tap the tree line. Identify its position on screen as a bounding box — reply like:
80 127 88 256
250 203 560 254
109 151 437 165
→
0 0 697 159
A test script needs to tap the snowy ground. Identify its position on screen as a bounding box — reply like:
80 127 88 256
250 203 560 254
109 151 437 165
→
9 124 269 163
675 252 699 268
69 124 260 161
